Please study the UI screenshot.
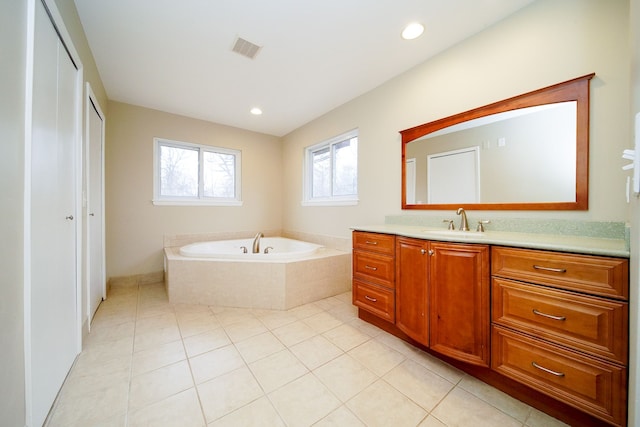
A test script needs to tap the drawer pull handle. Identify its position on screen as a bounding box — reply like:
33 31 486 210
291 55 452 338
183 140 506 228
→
365 265 378 271
531 361 565 377
533 265 567 273
364 295 378 302
532 309 566 321
365 241 378 245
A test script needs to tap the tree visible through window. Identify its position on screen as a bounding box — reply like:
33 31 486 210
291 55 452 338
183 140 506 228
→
154 138 241 205
160 145 198 197
304 129 358 205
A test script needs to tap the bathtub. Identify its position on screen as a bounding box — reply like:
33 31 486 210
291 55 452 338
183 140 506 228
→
164 236 351 310
179 237 323 260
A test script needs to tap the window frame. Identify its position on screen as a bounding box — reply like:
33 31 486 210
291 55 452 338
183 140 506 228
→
302 129 359 206
152 137 242 206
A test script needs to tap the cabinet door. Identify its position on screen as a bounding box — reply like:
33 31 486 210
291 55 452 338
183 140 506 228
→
430 242 490 367
396 237 429 345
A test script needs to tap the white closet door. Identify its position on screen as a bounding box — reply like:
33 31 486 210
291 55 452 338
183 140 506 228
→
405 158 416 204
427 147 480 204
29 1 79 424
88 98 105 321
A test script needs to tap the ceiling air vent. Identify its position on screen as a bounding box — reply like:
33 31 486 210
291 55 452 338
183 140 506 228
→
232 37 262 60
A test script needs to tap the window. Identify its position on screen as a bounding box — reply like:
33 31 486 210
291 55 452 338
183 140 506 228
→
303 129 358 206
153 138 241 206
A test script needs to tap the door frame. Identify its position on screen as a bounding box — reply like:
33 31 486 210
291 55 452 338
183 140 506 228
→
405 158 416 204
85 83 106 332
23 0 84 424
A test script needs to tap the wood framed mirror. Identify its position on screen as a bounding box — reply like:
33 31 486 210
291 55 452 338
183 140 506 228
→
400 73 594 210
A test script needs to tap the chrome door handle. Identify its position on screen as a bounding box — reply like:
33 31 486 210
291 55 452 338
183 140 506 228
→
532 361 565 377
533 309 566 321
533 265 567 273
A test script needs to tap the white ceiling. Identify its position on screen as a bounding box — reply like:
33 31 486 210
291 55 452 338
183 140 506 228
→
74 0 534 137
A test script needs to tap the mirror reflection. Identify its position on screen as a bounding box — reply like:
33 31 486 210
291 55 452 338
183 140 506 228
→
405 102 577 204
400 74 593 210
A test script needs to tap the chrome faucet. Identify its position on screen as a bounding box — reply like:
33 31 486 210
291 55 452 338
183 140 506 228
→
252 232 263 253
456 208 470 231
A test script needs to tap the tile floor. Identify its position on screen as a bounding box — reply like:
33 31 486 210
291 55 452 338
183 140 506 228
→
45 282 569 427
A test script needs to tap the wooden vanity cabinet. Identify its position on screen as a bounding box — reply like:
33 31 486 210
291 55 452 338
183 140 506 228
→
352 231 396 322
395 237 429 344
429 242 490 367
491 246 629 427
395 237 490 367
354 233 630 426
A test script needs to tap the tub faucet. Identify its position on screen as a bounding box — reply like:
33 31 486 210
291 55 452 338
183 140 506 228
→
456 208 470 231
252 232 264 253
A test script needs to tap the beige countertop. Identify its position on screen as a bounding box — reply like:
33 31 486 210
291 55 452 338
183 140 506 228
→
351 224 630 258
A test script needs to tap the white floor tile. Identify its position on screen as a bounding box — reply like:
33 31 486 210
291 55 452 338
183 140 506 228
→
45 284 569 427
268 373 341 426
197 367 264 423
249 349 308 392
346 380 427 427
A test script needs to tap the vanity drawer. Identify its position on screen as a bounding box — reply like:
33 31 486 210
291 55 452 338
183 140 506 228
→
492 278 628 364
492 326 627 427
492 247 629 300
353 250 395 288
353 279 395 323
353 231 395 256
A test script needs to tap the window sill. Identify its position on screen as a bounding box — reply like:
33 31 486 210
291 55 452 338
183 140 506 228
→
152 199 243 207
301 198 359 207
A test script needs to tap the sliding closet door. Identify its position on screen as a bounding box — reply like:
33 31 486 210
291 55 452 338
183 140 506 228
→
29 1 80 424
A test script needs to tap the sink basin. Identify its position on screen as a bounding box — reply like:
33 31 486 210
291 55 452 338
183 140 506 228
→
421 229 486 239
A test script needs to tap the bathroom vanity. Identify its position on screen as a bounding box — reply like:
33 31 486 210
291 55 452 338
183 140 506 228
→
351 226 629 427
364 73 632 425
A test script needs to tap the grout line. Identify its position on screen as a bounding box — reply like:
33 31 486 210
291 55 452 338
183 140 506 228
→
122 281 141 426
178 310 209 426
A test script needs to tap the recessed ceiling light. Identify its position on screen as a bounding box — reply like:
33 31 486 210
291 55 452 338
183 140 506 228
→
250 107 262 115
402 22 424 40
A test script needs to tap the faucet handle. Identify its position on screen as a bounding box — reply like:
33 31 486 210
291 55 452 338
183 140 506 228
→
443 219 455 230
476 220 491 232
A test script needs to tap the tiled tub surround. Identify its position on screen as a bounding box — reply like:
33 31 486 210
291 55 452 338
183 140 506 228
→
164 233 351 310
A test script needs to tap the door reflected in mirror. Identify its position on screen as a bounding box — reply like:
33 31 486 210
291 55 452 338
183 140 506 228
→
400 74 593 210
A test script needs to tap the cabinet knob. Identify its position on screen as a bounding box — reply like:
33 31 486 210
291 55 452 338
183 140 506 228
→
428 249 434 256
421 249 427 255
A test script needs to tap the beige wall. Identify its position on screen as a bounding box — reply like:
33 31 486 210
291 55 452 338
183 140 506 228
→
0 1 27 425
105 102 283 277
282 0 630 238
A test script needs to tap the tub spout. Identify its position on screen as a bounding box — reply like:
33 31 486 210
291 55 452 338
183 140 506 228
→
252 232 264 253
